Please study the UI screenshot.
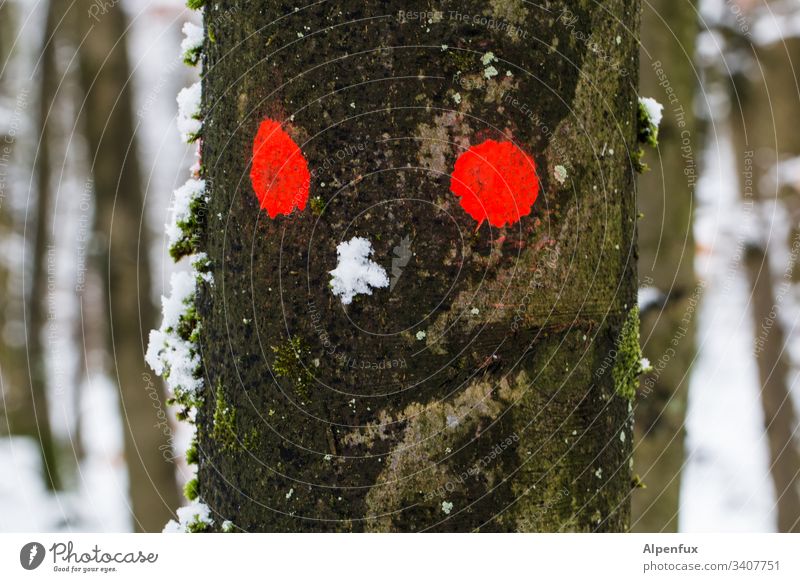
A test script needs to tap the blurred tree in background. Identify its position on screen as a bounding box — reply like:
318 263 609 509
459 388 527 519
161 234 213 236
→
69 0 180 531
633 0 698 532
725 0 800 532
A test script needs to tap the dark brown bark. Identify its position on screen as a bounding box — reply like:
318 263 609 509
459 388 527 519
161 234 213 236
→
194 0 640 531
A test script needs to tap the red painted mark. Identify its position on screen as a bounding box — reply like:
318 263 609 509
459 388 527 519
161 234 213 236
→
449 139 539 228
250 119 310 218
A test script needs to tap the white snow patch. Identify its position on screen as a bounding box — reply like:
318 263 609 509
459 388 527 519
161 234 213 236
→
145 269 203 398
441 501 454 514
638 286 665 311
638 96 663 129
163 500 213 533
176 82 202 142
180 21 203 62
165 178 206 250
329 237 389 305
753 9 800 46
192 252 214 285
680 124 776 532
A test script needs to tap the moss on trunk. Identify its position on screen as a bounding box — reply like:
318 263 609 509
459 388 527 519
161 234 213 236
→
194 0 640 531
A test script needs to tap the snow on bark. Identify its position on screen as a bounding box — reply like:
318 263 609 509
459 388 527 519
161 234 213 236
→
329 237 389 305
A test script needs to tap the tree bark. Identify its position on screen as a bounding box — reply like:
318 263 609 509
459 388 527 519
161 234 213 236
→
193 0 640 532
71 0 180 531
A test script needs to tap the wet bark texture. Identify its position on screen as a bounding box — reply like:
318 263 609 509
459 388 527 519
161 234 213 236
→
632 0 697 532
196 0 640 531
71 0 180 532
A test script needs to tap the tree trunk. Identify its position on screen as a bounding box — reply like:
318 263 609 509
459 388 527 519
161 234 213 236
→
632 0 697 532
71 0 180 531
0 0 31 439
25 0 65 490
189 0 640 532
727 10 800 531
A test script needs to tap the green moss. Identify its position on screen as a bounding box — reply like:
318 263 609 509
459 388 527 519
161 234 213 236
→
212 384 239 451
612 307 642 400
271 337 313 402
310 196 325 216
242 427 259 450
446 51 478 75
186 517 212 533
489 0 529 26
169 197 207 261
637 101 659 147
185 439 199 465
186 0 204 9
183 47 202 67
632 147 649 173
184 477 199 501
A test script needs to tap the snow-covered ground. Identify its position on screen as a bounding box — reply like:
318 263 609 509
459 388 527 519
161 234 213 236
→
681 126 777 531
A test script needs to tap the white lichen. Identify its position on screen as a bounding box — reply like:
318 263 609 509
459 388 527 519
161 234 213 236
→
176 82 202 143
441 500 454 514
329 237 389 305
481 52 499 79
415 330 426 341
554 165 568 184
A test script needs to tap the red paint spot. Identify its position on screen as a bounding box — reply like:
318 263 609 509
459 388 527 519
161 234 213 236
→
250 119 310 218
449 139 539 227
